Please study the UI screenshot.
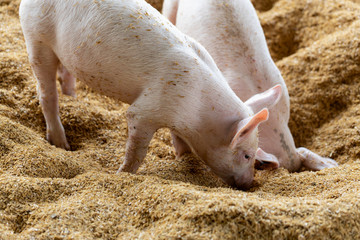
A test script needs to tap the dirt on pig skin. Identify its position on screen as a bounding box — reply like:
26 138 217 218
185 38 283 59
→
0 0 360 239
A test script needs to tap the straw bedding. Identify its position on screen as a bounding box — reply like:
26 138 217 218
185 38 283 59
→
0 0 359 239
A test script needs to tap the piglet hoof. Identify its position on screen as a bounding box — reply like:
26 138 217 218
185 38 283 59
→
297 147 338 171
116 166 134 174
61 86 77 98
46 131 70 150
116 161 138 174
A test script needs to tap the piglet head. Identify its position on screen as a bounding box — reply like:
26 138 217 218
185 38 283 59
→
204 108 269 190
195 85 282 190
229 108 269 189
203 85 282 190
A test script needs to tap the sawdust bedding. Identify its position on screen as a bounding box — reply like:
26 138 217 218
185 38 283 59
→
0 0 359 239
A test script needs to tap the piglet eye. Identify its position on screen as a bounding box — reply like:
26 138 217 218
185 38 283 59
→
245 154 251 159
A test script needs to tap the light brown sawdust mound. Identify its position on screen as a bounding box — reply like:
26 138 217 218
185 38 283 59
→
0 0 359 239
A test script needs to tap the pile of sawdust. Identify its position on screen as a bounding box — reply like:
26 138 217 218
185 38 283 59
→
0 0 359 238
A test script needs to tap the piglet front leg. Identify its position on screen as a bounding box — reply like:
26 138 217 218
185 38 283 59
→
297 147 338 171
117 109 157 174
28 44 70 150
57 64 76 98
171 132 192 158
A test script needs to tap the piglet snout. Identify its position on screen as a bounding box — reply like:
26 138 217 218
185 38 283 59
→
236 180 253 191
234 177 254 191
228 170 254 190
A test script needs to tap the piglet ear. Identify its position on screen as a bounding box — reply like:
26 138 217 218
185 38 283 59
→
245 84 282 113
255 148 279 170
230 108 269 149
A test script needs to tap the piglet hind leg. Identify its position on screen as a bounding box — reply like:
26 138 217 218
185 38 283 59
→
57 64 76 98
297 147 338 171
117 109 157 174
28 44 70 150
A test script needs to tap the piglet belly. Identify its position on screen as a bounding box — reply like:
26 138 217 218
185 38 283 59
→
55 43 144 104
